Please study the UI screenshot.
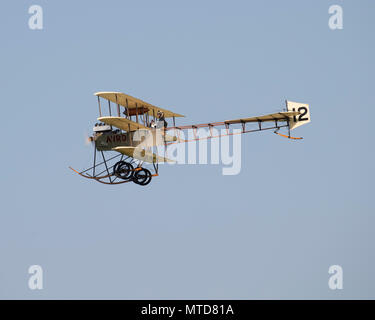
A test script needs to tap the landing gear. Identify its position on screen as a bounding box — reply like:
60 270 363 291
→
113 161 152 186
70 150 159 186
133 168 152 186
113 161 134 180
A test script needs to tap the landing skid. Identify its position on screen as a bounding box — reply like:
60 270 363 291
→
69 150 158 186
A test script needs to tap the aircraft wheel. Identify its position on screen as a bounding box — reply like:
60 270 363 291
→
133 168 152 186
114 161 134 180
113 161 124 175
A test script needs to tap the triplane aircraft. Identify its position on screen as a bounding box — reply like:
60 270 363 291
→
70 92 311 186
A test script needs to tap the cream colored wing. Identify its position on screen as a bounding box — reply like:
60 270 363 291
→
112 146 175 163
224 111 299 125
98 116 149 132
95 92 184 118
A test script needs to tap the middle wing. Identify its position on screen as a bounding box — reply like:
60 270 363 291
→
98 116 178 144
98 116 150 132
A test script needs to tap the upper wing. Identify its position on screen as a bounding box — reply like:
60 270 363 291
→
224 111 299 125
98 116 150 132
95 92 184 118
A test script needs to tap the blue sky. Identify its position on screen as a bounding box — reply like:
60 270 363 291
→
0 0 374 299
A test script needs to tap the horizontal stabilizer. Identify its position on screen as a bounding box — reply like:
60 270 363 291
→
224 111 299 125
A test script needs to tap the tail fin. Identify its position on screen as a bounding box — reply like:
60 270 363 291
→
286 100 311 130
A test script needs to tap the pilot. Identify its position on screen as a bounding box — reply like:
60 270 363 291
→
156 110 168 129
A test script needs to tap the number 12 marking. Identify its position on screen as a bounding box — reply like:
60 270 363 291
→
292 107 308 122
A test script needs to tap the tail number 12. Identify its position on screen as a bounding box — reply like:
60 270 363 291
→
292 107 308 122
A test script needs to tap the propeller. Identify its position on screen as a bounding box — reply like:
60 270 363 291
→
84 132 95 146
